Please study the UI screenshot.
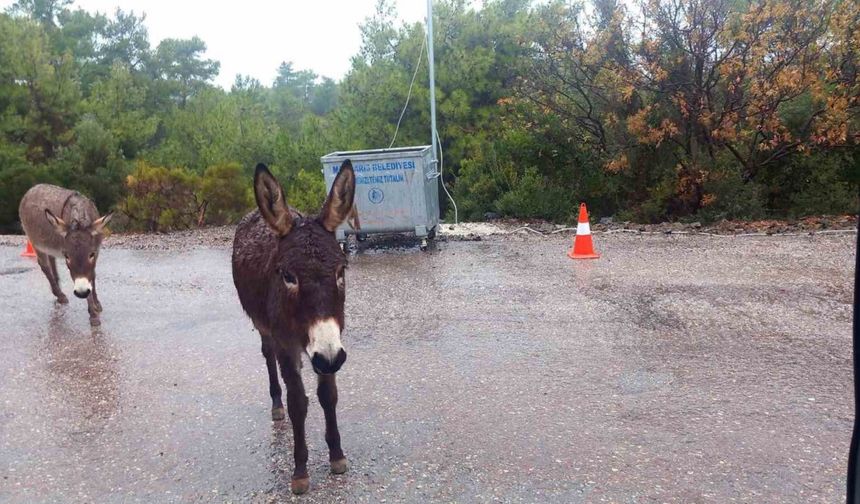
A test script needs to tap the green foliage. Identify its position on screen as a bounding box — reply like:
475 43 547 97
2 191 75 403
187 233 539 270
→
152 36 219 108
453 157 503 221
1 14 80 162
0 142 56 232
99 9 150 71
786 153 859 217
286 169 327 215
697 174 766 223
86 62 157 157
118 159 322 230
47 114 129 212
122 161 259 230
121 162 201 232
200 163 253 225
495 167 570 220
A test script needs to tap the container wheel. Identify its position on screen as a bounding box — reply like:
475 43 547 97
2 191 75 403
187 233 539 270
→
420 238 429 251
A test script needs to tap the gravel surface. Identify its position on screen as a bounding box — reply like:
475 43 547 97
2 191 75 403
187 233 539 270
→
0 229 856 503
0 226 239 251
1 214 856 251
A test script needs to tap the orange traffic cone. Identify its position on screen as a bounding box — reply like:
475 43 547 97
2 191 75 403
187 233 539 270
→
567 203 600 259
21 240 36 258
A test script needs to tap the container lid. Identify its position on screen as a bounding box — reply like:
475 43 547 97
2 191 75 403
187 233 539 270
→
321 145 432 162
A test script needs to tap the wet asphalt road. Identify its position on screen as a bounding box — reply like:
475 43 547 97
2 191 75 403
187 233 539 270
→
0 232 855 503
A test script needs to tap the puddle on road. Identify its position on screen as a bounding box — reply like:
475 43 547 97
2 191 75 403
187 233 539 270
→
41 309 122 431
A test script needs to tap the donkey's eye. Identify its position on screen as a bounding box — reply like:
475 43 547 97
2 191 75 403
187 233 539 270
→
282 270 298 286
89 252 96 260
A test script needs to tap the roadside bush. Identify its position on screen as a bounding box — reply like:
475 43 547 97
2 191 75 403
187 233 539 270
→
199 162 253 225
696 161 767 223
785 153 859 217
121 162 202 232
629 177 675 223
495 166 570 221
694 177 764 224
453 156 503 221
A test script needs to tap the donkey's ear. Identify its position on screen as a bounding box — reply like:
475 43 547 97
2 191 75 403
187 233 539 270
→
254 163 292 236
320 160 356 232
45 209 68 237
90 213 112 236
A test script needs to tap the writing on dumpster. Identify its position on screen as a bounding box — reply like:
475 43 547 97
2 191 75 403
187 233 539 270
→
329 160 415 185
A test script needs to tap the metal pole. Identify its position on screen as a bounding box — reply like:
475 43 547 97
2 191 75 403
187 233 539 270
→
427 0 438 166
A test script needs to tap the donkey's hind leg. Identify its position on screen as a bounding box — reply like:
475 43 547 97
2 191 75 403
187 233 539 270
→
259 330 285 421
37 251 67 304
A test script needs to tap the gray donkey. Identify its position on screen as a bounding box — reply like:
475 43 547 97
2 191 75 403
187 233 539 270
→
19 184 112 326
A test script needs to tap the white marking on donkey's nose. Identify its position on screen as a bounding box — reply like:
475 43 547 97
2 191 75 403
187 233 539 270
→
307 318 343 361
73 277 92 295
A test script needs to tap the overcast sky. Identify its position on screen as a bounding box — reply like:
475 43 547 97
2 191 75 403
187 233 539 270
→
1 0 430 88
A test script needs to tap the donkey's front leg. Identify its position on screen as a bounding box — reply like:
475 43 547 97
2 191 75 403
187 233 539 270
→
279 352 310 495
37 252 67 304
317 373 347 474
86 293 100 326
86 274 101 326
90 273 102 312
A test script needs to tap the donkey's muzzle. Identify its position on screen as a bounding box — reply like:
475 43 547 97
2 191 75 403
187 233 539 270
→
311 349 347 375
73 278 92 298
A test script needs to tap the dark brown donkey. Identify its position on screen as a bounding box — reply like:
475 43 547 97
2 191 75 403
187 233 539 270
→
19 184 112 326
232 161 355 495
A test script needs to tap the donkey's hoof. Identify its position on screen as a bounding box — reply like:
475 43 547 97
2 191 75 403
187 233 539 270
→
271 406 285 421
56 295 69 304
89 317 101 327
290 476 310 495
330 458 348 474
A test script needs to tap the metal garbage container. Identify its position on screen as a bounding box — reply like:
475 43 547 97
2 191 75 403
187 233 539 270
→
321 146 439 244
